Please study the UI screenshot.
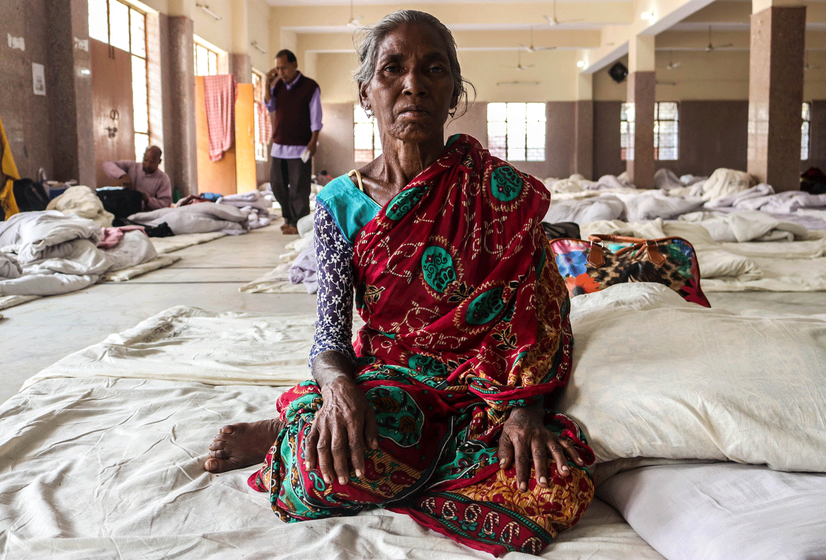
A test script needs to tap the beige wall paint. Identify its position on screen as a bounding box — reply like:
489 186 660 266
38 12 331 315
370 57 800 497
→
314 53 360 103
191 0 233 53
310 49 584 104
593 50 824 102
248 0 271 72
134 0 167 14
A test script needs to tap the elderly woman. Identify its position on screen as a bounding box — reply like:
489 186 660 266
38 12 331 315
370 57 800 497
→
205 10 594 556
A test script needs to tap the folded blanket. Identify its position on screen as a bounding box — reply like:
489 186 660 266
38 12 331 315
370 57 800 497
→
0 210 102 265
0 211 159 296
698 168 753 202
733 190 826 214
704 183 774 210
128 203 250 235
653 168 683 190
679 210 809 242
612 190 705 221
543 196 626 224
0 253 21 279
47 185 114 227
217 190 272 213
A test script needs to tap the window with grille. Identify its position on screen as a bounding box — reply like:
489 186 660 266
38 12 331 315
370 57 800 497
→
194 42 219 76
354 105 381 163
486 103 546 162
88 0 150 161
802 102 811 161
655 102 679 161
620 102 635 161
252 71 268 162
620 102 679 161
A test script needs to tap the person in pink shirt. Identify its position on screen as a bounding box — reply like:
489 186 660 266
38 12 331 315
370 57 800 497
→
102 146 172 211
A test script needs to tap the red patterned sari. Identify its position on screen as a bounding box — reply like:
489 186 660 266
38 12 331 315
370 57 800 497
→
250 135 594 556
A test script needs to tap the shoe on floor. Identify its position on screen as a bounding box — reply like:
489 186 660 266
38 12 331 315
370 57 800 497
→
282 225 299 235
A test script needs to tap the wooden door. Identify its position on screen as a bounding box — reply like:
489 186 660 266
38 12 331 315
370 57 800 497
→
195 76 237 196
235 83 257 193
91 38 135 188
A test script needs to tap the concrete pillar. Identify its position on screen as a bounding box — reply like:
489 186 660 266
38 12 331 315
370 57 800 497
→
47 0 96 186
147 13 167 159
230 0 252 83
626 36 656 189
746 5 806 191
167 16 198 196
230 54 252 84
574 73 594 179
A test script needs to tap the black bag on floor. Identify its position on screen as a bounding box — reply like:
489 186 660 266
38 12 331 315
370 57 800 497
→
542 221 581 240
97 188 144 224
12 179 50 212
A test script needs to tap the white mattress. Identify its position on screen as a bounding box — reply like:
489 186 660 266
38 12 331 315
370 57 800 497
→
0 376 663 559
598 463 826 560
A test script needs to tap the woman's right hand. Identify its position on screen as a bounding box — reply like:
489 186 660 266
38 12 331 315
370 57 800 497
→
303 375 379 485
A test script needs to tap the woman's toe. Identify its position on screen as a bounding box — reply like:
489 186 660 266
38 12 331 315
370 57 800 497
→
209 448 229 459
205 458 228 472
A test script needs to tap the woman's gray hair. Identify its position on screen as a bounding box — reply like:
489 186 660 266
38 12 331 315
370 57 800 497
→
354 10 474 117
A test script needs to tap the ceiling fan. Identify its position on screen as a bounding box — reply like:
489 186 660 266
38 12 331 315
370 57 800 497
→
705 25 733 52
502 50 535 71
346 0 362 27
666 50 682 70
543 0 584 26
804 51 820 71
519 27 556 53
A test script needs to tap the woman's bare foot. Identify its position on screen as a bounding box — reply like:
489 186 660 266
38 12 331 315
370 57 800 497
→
204 419 284 473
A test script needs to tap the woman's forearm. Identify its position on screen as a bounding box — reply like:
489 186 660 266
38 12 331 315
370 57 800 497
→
509 399 544 420
312 349 356 390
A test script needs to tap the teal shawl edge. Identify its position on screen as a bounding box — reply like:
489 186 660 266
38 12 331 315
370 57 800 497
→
315 174 380 244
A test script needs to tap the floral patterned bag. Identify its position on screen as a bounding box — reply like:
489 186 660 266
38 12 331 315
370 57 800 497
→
549 234 711 307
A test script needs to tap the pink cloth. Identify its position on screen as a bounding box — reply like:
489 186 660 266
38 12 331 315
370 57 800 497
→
98 225 146 248
255 101 272 146
203 75 238 162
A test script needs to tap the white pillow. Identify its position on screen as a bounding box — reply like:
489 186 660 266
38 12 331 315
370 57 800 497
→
597 462 826 560
561 283 826 472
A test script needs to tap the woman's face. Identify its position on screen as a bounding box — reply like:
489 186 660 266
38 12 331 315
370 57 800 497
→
360 23 458 145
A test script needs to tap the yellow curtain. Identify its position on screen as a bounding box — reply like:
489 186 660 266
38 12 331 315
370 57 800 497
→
0 114 21 218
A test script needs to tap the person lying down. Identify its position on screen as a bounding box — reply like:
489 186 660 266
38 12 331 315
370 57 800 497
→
204 10 595 557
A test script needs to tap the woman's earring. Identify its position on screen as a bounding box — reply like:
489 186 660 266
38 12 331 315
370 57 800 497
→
449 108 457 118
364 105 374 118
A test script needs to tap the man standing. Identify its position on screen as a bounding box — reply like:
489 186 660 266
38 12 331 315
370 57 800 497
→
103 146 172 211
266 49 322 235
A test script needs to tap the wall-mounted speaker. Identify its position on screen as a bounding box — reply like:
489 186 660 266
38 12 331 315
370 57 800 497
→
608 62 628 84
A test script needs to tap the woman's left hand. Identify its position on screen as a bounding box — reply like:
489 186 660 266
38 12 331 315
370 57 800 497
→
498 401 585 492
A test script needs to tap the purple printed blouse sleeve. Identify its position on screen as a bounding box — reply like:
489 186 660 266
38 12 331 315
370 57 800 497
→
308 205 356 367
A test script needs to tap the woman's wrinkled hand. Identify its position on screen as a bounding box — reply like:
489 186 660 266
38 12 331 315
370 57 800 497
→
303 376 379 486
498 402 585 492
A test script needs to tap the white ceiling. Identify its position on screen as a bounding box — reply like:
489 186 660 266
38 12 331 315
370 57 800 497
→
269 0 826 54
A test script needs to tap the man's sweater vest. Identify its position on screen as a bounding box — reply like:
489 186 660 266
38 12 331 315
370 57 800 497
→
271 75 319 147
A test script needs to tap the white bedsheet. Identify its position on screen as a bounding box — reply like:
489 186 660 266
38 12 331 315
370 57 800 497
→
5 285 825 559
1 378 661 560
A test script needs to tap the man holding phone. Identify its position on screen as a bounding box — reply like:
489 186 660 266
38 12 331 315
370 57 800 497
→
266 49 322 235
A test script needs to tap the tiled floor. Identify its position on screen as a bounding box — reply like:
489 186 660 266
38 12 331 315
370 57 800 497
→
3 223 825 405
0 224 317 404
